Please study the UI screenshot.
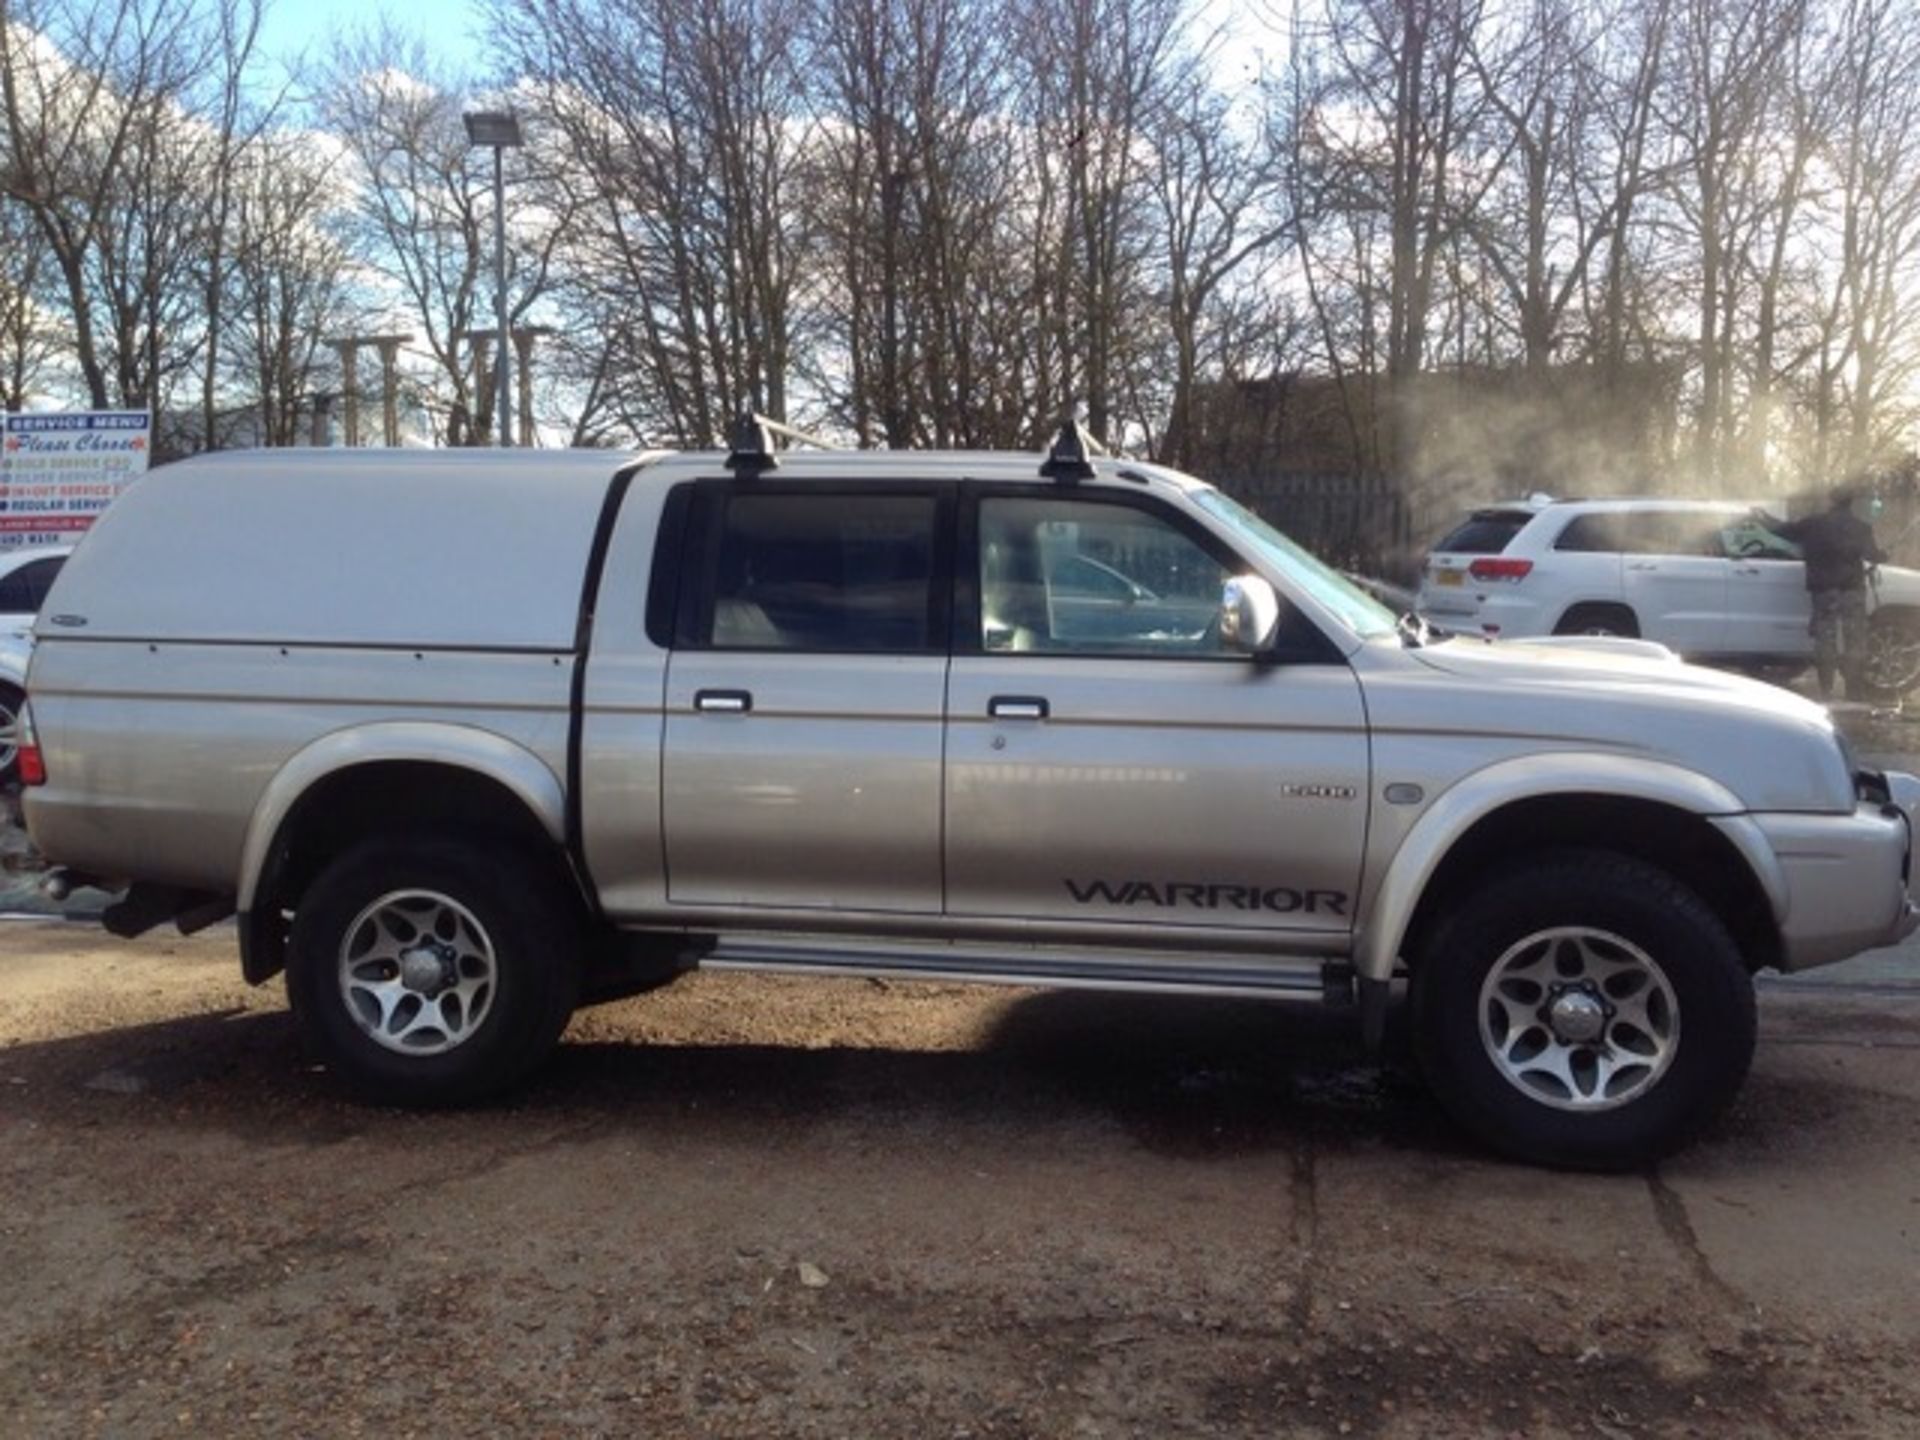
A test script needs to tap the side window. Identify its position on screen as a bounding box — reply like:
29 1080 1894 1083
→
979 496 1232 656
705 492 937 653
1718 519 1801 561
1672 511 1730 556
1623 511 1720 557
0 557 56 612
15 557 63 610
1553 514 1624 553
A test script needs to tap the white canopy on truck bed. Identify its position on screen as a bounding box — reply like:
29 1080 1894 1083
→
35 448 658 651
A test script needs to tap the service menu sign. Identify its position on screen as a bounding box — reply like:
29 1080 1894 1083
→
0 410 150 549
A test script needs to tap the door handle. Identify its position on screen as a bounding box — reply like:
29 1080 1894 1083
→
1627 562 1658 571
694 689 752 714
1735 565 1762 575
988 695 1049 720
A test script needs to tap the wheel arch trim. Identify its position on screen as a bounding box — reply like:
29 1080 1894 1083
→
1555 600 1639 634
1355 754 1785 983
236 721 567 914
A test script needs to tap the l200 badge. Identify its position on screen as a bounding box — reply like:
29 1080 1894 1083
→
1279 783 1357 800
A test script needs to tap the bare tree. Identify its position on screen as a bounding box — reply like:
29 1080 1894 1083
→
225 134 355 446
1148 67 1282 466
1584 0 1671 389
1013 0 1189 445
490 0 807 445
1805 0 1920 480
0 196 57 406
798 0 1036 447
1659 0 1806 483
325 27 569 444
0 0 217 409
194 0 273 450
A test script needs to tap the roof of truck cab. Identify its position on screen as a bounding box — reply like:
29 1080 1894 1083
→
37 445 1204 651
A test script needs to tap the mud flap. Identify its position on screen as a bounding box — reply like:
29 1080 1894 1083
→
1358 975 1392 1054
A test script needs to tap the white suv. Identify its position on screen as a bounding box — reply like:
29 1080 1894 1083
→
1416 498 1920 686
0 544 71 641
0 545 69 782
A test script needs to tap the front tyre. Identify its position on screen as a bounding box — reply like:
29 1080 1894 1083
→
1411 850 1755 1170
287 837 581 1106
1865 609 1920 697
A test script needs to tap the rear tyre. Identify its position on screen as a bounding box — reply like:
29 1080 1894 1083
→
1552 603 1640 639
287 836 581 1106
0 682 22 784
1865 609 1920 697
1411 850 1754 1170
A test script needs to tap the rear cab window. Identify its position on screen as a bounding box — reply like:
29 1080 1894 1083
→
687 487 948 654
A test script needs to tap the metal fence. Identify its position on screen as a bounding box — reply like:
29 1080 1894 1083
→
1217 470 1423 582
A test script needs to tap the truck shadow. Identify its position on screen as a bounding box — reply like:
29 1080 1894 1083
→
551 989 1460 1160
0 987 1817 1166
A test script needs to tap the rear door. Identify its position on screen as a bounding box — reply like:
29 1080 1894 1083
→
1620 509 1729 655
661 481 953 914
945 488 1369 935
1542 512 1628 625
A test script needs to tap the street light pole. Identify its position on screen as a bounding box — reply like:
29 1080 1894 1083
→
462 110 525 449
491 142 509 448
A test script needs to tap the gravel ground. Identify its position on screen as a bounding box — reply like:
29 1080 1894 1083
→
2 924 1919 1438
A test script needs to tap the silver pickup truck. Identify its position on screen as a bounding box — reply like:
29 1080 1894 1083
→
19 423 1920 1168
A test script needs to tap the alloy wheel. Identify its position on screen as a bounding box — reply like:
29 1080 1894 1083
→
336 889 499 1056
1478 927 1680 1111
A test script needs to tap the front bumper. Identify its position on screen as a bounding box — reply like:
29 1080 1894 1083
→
1736 770 1920 971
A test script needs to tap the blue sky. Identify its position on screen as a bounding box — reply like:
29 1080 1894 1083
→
258 0 1263 89
257 0 490 80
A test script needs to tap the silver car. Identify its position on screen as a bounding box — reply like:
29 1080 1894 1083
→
19 424 1920 1168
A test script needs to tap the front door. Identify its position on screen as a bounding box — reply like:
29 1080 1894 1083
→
1717 516 1814 659
662 483 952 913
1621 510 1730 656
945 491 1370 935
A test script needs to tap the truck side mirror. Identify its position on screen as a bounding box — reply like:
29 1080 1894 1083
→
1220 575 1281 654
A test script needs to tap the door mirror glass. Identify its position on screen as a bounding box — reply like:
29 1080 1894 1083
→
1220 575 1281 653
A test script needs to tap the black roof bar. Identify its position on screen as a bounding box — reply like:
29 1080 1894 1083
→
1040 416 1102 482
725 411 849 475
725 411 780 475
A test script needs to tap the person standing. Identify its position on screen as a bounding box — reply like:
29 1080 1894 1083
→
1777 487 1887 700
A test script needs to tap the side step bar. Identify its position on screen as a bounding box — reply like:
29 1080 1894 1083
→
701 938 1349 1003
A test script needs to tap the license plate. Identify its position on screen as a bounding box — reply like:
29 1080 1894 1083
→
1436 570 1464 587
